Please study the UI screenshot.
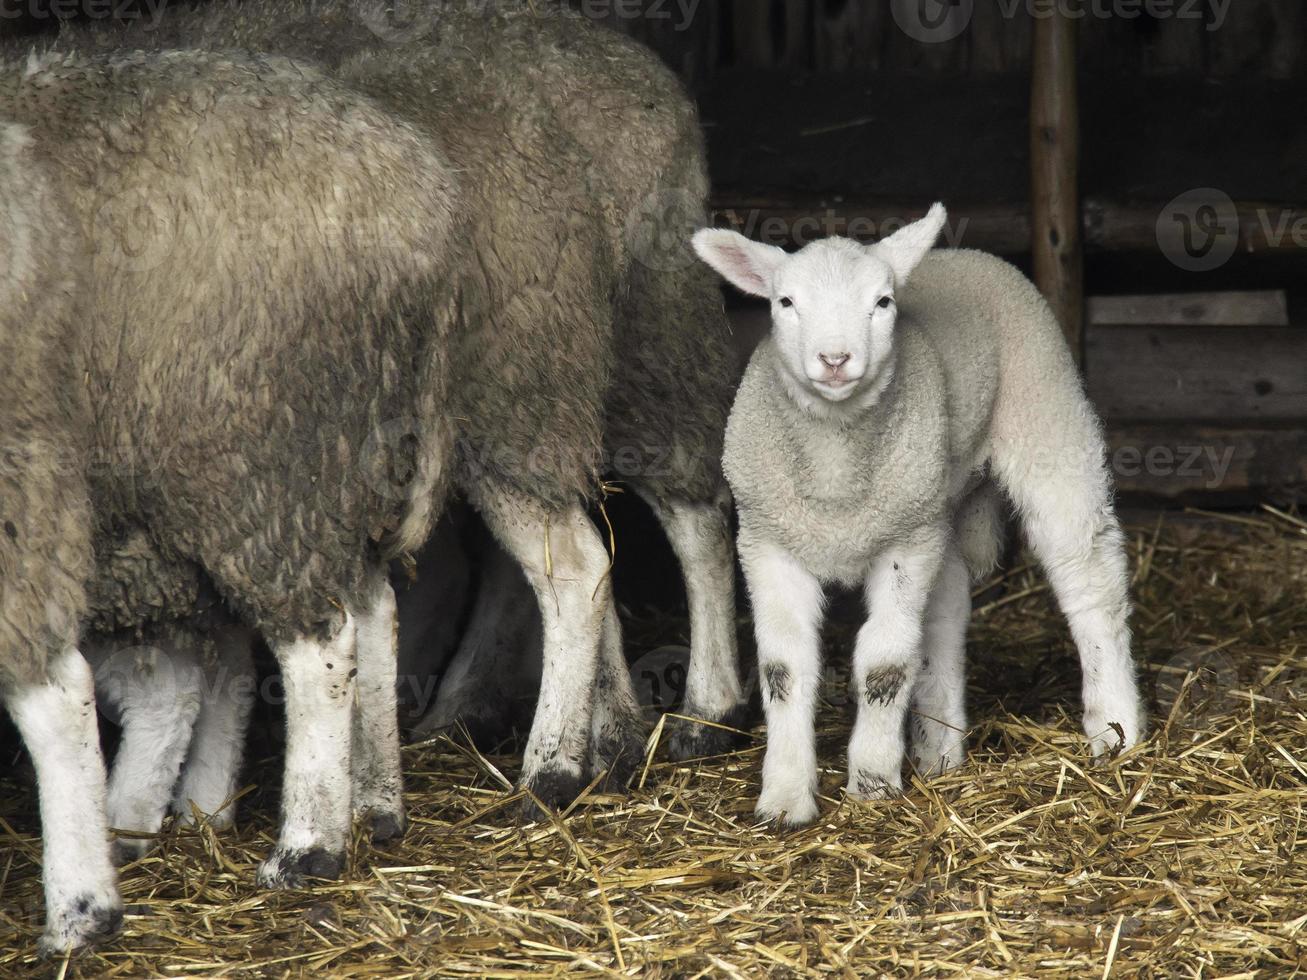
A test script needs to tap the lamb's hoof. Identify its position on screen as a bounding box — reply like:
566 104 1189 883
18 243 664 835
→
754 789 820 828
910 743 966 780
38 893 124 957
110 836 154 866
666 703 750 761
1084 712 1139 759
518 768 584 821
366 809 408 844
256 847 343 890
846 771 900 803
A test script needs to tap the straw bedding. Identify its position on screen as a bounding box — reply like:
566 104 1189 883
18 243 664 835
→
2 507 1304 977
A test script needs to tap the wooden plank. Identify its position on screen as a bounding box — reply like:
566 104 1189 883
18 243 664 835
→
710 194 1307 257
1086 325 1307 422
1030 10 1084 363
1087 291 1290 328
1107 424 1307 502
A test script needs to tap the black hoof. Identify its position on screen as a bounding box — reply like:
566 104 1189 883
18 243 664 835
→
368 810 408 843
518 768 584 821
589 716 649 789
666 704 752 761
257 847 344 889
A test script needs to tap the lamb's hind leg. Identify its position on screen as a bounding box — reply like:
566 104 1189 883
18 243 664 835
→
351 571 407 842
173 625 257 830
637 492 744 759
994 442 1144 754
909 542 970 778
474 487 610 815
4 649 122 954
83 632 203 862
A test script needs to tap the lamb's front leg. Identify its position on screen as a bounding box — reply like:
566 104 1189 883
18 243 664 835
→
848 525 947 801
739 529 825 826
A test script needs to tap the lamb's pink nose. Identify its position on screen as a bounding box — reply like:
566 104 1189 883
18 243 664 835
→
819 353 851 370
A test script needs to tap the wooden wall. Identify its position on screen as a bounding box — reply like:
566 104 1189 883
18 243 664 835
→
579 0 1307 89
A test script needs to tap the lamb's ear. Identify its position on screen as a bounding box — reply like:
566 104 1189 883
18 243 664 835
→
871 203 947 287
691 228 788 298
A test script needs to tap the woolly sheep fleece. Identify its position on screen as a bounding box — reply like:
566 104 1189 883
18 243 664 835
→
0 48 461 648
67 0 735 509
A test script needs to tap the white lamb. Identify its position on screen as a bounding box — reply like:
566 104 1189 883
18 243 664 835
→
692 205 1145 825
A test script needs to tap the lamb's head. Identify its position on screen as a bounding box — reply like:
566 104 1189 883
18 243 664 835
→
693 204 947 415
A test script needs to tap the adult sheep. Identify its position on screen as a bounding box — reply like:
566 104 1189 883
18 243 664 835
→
68 0 747 795
0 47 460 951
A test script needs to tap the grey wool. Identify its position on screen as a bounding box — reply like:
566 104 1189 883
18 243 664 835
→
0 122 89 693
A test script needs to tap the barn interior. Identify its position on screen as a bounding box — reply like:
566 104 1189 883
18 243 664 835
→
1 1 1305 975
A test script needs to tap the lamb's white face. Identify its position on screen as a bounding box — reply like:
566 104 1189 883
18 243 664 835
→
692 204 948 413
767 240 898 402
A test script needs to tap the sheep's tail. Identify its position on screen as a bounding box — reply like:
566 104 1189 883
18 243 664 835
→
954 478 1007 582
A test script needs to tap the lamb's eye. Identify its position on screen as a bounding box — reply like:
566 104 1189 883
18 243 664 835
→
877 296 893 310
778 297 794 309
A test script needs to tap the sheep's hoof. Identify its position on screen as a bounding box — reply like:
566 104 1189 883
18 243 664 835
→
517 768 584 821
366 809 408 844
110 835 155 866
256 847 343 890
408 699 515 747
846 771 900 803
588 724 647 789
666 703 751 761
38 893 123 958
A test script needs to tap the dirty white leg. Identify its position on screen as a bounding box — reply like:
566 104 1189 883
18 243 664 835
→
174 626 257 829
475 489 608 815
847 526 946 802
412 539 541 740
638 493 745 759
84 635 203 861
5 648 122 954
351 576 407 842
909 543 970 778
587 597 645 784
256 616 356 888
740 529 825 826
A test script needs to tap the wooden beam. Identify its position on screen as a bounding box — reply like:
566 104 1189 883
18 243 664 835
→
1107 424 1307 502
1030 8 1084 364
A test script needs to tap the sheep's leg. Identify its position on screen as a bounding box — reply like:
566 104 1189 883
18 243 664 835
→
351 574 407 842
474 488 609 816
740 530 825 826
994 447 1144 754
4 649 122 954
411 539 540 743
173 626 257 830
83 636 203 862
256 616 356 889
908 543 970 778
587 598 646 786
637 492 745 760
847 526 947 802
